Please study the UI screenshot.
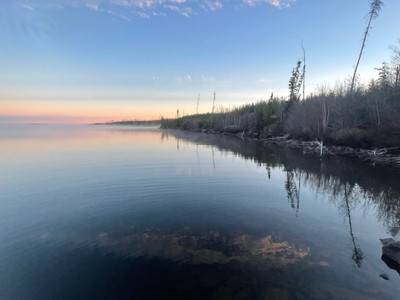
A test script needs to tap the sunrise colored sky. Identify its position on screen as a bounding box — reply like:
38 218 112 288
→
1 0 399 124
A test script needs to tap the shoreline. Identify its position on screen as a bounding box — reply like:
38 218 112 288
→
174 127 400 168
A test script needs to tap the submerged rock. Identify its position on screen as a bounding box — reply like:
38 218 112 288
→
390 226 400 237
259 288 290 300
380 238 400 267
379 273 389 280
381 254 400 276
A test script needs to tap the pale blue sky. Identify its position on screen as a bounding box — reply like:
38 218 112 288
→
1 0 399 122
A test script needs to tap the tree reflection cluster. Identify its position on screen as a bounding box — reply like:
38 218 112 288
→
165 130 400 268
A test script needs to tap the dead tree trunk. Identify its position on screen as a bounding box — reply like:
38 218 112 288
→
350 0 383 94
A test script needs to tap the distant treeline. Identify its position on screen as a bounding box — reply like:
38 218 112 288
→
162 40 400 148
93 120 161 126
160 97 283 136
161 76 400 147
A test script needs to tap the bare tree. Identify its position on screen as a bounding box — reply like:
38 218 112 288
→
350 0 383 94
390 39 400 90
390 38 400 66
321 95 330 134
302 42 306 101
196 94 200 114
212 91 216 113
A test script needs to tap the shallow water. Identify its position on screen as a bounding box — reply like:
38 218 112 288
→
1 124 400 299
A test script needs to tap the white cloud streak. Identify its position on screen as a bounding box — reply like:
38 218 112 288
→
13 0 297 20
256 78 274 83
86 3 99 10
135 11 150 18
243 0 296 8
20 4 35 10
206 1 222 11
174 75 192 84
164 4 193 17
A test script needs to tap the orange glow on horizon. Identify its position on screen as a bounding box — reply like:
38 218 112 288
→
0 130 174 164
0 86 260 124
0 99 181 124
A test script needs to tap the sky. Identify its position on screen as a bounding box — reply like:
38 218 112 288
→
1 0 399 123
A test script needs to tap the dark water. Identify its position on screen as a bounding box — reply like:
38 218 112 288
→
1 124 400 299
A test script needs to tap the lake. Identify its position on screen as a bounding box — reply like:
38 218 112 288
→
1 124 400 299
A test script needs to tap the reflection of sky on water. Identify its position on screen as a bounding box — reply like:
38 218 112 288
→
1 125 400 299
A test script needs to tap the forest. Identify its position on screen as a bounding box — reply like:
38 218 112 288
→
161 51 400 147
161 1 400 147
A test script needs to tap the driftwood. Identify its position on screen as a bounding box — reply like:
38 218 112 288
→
263 137 400 168
189 129 400 168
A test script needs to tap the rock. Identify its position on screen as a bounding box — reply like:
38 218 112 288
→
379 273 389 280
222 125 243 134
211 286 233 300
259 288 290 300
390 227 400 237
380 238 395 246
380 238 400 265
381 253 400 276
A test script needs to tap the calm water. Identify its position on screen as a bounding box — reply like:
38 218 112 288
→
1 124 400 299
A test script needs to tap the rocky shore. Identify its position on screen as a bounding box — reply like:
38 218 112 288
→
264 136 400 168
188 128 400 168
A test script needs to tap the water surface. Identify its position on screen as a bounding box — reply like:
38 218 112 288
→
1 124 400 299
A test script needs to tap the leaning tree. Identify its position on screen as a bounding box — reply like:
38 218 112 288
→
350 0 383 94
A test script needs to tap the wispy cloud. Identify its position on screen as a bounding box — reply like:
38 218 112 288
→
174 75 192 84
164 4 194 17
207 1 222 11
20 4 34 10
152 11 167 16
135 11 150 18
172 74 234 87
201 75 215 83
111 0 157 9
256 78 274 83
13 0 296 20
86 3 99 11
243 0 296 8
105 9 131 21
85 2 131 20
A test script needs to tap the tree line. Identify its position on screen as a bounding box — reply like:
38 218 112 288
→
162 1 400 147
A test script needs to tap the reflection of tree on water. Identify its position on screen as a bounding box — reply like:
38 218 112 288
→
211 146 215 172
165 130 400 235
266 166 271 179
291 169 365 267
343 183 364 267
196 144 200 166
366 187 400 230
284 169 301 216
284 168 364 266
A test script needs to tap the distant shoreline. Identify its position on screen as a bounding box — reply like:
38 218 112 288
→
91 120 161 126
92 118 400 168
